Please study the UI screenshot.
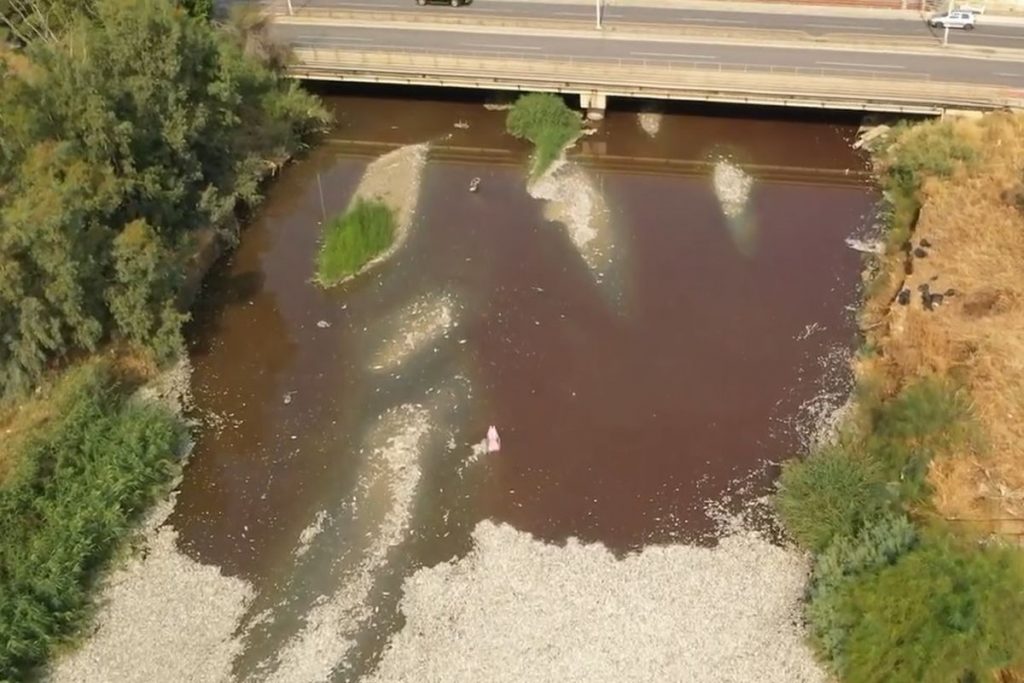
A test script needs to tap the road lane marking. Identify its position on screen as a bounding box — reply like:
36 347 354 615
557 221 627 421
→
805 23 888 31
630 50 718 59
462 42 542 50
994 71 1022 77
293 35 372 42
817 61 905 69
683 17 748 24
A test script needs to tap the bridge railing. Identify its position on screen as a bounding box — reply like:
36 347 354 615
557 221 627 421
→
287 46 1024 110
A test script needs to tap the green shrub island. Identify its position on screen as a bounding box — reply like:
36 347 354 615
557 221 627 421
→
505 93 583 178
316 198 397 285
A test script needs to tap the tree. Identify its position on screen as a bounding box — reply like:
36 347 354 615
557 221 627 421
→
0 0 328 396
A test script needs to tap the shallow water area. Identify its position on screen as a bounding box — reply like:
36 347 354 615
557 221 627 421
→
170 87 873 679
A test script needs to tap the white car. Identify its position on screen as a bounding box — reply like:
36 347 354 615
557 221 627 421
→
928 10 977 29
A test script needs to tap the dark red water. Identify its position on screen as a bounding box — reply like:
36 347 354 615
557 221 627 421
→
171 87 873 678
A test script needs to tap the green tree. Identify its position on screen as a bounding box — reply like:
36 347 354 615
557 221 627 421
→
107 220 186 361
0 0 328 396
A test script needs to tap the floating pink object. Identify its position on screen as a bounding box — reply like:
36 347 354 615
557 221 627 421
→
486 425 501 453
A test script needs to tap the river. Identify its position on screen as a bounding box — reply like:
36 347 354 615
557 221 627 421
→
170 86 873 680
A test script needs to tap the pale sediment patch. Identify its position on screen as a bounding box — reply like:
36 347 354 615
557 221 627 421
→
48 495 254 683
367 520 826 683
265 403 433 682
712 158 754 219
638 111 662 138
325 143 429 286
369 291 458 373
134 356 194 416
528 159 615 279
294 510 329 559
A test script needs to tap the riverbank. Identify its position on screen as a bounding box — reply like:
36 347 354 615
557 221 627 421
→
776 111 1024 682
0 2 330 678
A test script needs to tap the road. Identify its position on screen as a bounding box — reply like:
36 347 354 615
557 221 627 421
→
282 0 1024 49
274 22 1024 88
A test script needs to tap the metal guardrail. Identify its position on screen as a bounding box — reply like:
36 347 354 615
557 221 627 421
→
289 43 935 82
287 46 1024 110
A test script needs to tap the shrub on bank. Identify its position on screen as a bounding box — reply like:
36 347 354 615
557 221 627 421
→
0 362 184 680
880 121 978 199
862 377 971 503
778 377 970 553
506 93 583 178
316 198 396 285
838 536 1024 683
776 448 887 553
806 513 918 671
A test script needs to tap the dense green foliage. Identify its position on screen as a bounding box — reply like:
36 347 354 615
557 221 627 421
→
776 449 887 552
0 0 328 397
316 198 396 285
839 537 1024 683
775 377 1024 681
179 0 213 19
505 93 582 178
0 363 183 679
805 513 918 670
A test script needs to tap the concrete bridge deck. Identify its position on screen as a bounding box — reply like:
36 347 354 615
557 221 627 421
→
269 6 1024 114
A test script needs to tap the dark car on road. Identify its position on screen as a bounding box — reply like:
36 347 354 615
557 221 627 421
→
416 0 471 5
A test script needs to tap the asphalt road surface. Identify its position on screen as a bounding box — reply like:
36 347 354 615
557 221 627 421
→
283 0 1024 49
274 21 1024 88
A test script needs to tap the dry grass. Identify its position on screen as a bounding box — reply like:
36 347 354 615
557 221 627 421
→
0 347 159 486
863 112 1024 525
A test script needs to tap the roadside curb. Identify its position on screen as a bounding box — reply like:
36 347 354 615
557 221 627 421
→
273 13 1024 63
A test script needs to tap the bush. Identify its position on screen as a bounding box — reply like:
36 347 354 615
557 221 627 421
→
881 121 978 199
0 362 183 679
863 377 970 503
806 513 918 671
838 536 1024 683
316 198 396 285
776 448 887 552
506 93 582 178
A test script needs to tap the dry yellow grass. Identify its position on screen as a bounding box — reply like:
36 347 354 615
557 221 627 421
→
863 112 1024 527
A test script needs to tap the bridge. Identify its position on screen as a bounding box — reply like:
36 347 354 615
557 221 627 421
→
264 0 1024 115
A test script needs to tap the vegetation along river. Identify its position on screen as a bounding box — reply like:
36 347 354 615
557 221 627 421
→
170 86 875 680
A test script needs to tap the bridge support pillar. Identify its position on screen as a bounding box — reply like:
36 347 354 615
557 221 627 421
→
579 91 608 121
